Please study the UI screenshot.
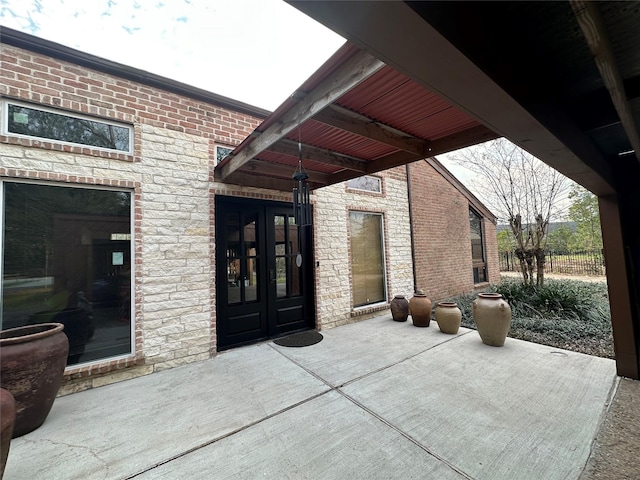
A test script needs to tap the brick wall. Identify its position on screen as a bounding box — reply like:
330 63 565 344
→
0 44 266 393
0 42 499 392
408 160 499 302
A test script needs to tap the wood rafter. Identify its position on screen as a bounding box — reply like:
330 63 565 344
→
239 159 330 184
571 0 640 165
366 125 498 174
314 104 431 156
220 171 300 193
218 48 385 181
266 139 368 173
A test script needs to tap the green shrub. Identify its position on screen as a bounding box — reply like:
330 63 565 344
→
441 277 613 358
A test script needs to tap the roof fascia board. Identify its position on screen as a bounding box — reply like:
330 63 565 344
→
218 48 385 181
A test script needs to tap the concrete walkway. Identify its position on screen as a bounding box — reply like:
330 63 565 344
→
4 314 617 479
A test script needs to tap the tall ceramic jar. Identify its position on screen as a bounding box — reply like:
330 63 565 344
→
390 295 410 322
435 302 462 334
409 290 432 327
0 388 15 479
472 293 511 346
0 323 69 437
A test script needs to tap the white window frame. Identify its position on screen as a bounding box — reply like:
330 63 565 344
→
2 99 133 154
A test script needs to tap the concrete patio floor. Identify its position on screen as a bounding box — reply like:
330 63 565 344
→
4 313 618 479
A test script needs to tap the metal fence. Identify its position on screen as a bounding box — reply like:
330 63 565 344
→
499 250 606 276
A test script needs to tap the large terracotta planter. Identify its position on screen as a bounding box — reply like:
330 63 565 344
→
409 290 432 327
390 295 409 322
472 293 512 346
0 323 69 437
0 388 15 479
435 302 462 334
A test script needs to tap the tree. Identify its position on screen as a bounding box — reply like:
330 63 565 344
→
497 229 516 252
567 185 602 251
546 224 574 252
451 138 572 286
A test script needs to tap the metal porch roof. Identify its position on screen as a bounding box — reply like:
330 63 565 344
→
215 42 498 191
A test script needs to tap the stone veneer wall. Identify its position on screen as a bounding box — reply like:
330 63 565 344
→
0 43 265 393
313 166 414 329
0 41 499 393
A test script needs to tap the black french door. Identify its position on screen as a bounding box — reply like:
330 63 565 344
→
215 197 314 350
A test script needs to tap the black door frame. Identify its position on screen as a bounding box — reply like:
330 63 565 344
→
215 196 315 350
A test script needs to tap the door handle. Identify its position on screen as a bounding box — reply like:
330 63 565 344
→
270 268 276 283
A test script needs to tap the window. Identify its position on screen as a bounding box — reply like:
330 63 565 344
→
3 101 132 153
349 211 386 307
347 175 382 193
215 146 233 165
1 181 133 366
469 208 487 283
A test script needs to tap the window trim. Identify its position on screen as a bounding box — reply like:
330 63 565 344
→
348 210 388 308
2 99 134 154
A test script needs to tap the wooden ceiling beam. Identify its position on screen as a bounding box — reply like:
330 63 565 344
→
571 0 640 165
218 48 385 181
366 124 498 174
220 171 301 193
239 159 330 184
314 104 431 156
267 139 368 173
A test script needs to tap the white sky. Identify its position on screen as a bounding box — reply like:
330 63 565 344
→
0 0 346 111
0 0 482 201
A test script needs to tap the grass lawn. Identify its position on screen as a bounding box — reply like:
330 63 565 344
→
440 276 614 359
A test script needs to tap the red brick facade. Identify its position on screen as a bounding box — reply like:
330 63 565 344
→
408 160 499 302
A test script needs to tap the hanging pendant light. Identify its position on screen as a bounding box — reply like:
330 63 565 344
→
293 124 311 227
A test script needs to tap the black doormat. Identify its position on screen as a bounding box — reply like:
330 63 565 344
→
273 331 323 347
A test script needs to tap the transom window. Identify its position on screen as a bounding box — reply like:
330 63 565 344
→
349 211 387 307
2 101 132 153
216 146 233 165
346 175 382 193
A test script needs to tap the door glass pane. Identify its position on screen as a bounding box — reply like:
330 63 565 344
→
275 215 286 255
2 182 132 366
349 211 386 307
227 258 241 304
244 216 257 256
245 258 258 302
276 257 287 298
227 214 240 257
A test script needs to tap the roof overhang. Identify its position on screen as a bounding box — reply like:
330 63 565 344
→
287 1 640 197
215 42 499 192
